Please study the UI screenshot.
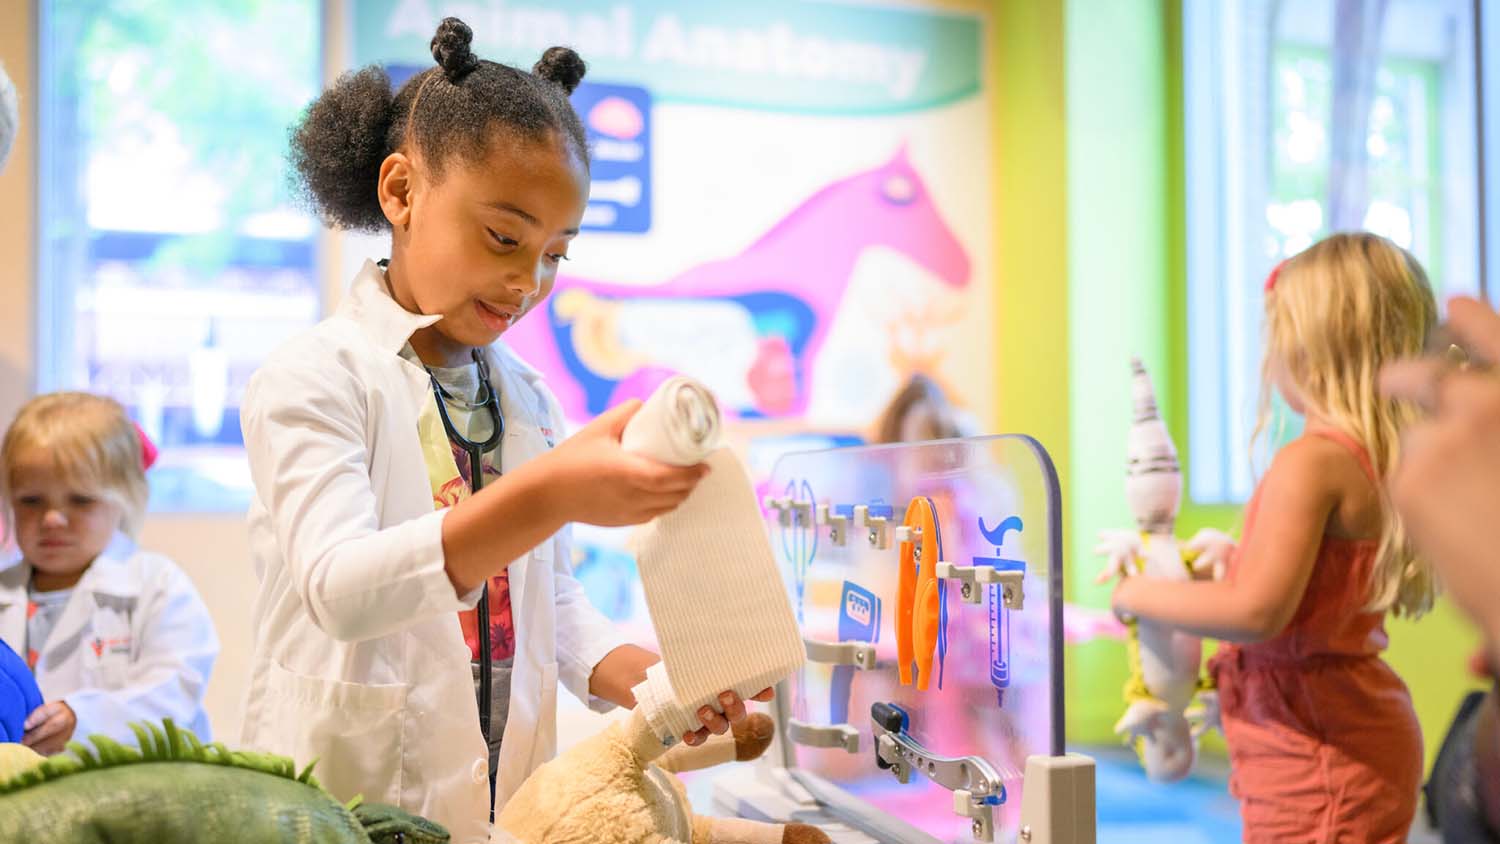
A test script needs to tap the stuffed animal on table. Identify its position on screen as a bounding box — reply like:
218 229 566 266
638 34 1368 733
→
499 378 824 843
496 708 828 844
1094 359 1231 782
0 719 447 843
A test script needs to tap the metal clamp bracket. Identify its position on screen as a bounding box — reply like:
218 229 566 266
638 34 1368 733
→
803 637 878 671
787 719 861 754
818 502 897 548
936 562 1025 608
762 496 814 528
853 503 895 549
871 702 1008 842
816 504 849 545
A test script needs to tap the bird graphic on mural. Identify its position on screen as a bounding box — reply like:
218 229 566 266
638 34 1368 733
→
502 144 972 421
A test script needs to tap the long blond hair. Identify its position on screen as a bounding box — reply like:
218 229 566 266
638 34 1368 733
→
1256 232 1436 618
0 393 149 540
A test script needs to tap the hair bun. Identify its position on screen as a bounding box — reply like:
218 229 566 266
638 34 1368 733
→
431 17 480 81
533 47 586 95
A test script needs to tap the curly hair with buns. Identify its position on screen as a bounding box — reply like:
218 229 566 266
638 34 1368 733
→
288 17 590 232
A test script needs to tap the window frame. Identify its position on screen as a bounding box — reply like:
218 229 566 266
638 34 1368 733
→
32 0 326 513
1181 0 1484 506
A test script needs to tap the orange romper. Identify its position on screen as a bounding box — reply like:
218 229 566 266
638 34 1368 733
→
1208 428 1422 844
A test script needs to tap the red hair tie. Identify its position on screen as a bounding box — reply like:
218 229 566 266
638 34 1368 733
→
1264 259 1289 293
133 423 158 472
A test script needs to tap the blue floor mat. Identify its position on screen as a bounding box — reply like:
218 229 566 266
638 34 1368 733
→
1087 746 1242 843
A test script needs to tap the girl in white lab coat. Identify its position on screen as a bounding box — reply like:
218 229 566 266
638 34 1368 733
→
240 18 765 843
0 392 218 753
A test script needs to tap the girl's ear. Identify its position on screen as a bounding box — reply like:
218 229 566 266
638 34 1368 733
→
378 151 416 230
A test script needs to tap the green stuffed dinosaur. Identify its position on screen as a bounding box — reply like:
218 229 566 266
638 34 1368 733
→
0 720 448 844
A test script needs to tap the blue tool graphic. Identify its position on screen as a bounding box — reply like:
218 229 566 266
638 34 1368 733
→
779 477 817 719
831 581 881 724
779 478 818 625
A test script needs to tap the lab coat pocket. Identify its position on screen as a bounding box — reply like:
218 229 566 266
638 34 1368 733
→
263 661 408 806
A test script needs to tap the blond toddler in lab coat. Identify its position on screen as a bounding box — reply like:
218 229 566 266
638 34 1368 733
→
0 393 218 754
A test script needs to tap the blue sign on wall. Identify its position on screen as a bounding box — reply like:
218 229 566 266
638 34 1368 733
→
573 82 652 234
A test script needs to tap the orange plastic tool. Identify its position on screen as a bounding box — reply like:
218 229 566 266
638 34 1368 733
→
897 497 942 688
909 498 944 691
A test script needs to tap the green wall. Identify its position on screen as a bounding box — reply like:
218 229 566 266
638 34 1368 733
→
995 2 1069 472
1063 0 1171 743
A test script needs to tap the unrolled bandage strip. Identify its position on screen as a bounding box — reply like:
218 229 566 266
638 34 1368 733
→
622 377 806 744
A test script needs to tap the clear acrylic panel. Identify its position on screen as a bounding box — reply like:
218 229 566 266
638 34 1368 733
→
767 435 1063 843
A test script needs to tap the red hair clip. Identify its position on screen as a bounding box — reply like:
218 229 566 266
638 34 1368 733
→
1264 259 1289 293
133 422 158 472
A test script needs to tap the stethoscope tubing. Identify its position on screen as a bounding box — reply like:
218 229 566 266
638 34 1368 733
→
428 348 505 811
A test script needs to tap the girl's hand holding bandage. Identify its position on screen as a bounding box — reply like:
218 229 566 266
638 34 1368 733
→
540 400 710 528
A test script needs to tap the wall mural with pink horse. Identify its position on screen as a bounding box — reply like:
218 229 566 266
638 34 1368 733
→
503 145 972 422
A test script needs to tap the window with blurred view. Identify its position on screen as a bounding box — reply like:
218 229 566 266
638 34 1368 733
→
1183 0 1484 503
37 0 321 511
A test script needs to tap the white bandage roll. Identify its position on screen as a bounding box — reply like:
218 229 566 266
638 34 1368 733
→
620 377 805 744
620 376 722 466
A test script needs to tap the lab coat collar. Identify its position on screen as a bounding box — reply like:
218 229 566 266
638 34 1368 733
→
74 533 145 598
0 575 20 653
342 259 557 424
0 533 143 602
0 547 23 648
342 259 550 386
340 259 444 355
0 533 142 655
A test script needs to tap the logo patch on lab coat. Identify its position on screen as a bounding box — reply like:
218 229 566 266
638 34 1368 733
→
89 635 131 659
85 594 137 663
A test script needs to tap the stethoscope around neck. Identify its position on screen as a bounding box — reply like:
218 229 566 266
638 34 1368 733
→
427 347 505 812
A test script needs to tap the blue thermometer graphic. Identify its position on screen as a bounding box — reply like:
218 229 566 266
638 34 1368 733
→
974 516 1025 707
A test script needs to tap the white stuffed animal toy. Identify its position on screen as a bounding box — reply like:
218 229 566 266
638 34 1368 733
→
1094 359 1230 782
495 708 828 844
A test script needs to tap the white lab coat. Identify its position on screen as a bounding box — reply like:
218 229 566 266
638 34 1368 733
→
0 534 218 744
239 260 624 844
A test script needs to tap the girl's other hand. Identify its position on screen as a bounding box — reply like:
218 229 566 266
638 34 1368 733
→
1093 529 1142 585
22 700 75 756
1184 528 1236 581
542 400 709 528
680 688 774 747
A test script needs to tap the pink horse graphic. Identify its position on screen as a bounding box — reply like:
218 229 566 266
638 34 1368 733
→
504 145 972 421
